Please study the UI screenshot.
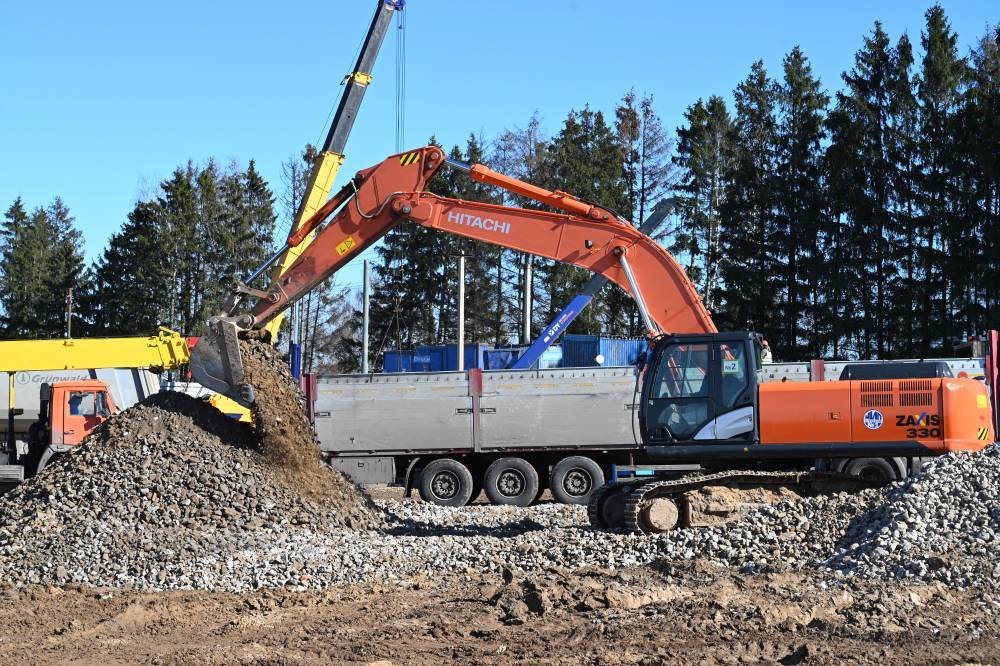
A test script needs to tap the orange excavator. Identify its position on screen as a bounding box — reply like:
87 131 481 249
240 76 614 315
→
190 145 996 532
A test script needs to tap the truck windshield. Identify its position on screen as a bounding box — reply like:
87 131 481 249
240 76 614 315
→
68 391 109 417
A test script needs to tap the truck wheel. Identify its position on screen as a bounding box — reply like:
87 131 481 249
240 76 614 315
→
550 456 604 505
843 457 901 483
418 459 474 507
483 457 539 507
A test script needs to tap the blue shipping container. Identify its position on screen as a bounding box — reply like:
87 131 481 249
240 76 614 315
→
484 345 563 370
561 335 647 367
386 344 491 372
382 350 414 373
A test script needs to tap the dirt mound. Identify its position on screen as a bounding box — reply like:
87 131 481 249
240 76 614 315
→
239 339 370 507
0 389 380 591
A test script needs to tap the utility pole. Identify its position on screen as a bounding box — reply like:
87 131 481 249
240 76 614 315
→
362 259 371 373
290 301 301 380
457 255 465 372
65 287 73 339
522 257 532 344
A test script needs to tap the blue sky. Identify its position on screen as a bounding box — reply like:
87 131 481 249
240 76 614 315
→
1 1 996 292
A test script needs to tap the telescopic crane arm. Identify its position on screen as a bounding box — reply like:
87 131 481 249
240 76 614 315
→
192 145 715 404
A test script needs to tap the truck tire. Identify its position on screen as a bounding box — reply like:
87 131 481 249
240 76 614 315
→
418 458 475 507
483 457 539 507
550 456 604 505
842 457 902 483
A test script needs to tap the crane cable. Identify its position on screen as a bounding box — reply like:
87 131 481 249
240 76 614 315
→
394 7 406 153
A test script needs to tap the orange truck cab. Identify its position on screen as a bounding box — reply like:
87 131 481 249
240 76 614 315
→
25 380 117 475
638 332 996 481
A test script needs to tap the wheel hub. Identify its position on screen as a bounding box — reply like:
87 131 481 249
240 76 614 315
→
497 469 526 497
431 471 459 500
563 468 592 497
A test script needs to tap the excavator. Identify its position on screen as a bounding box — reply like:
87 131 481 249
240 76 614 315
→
189 145 997 532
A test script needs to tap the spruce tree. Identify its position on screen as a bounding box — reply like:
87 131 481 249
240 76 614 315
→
773 47 829 358
915 4 967 354
673 96 733 311
720 61 780 336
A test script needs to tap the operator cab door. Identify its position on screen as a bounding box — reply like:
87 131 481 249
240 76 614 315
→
640 336 758 445
57 390 112 446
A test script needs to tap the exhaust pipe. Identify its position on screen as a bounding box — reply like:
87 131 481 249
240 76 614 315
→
189 317 255 406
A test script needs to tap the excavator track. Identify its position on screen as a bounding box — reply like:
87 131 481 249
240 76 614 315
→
590 469 875 533
587 482 640 529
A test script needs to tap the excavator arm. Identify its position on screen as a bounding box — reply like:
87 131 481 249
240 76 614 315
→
190 145 715 404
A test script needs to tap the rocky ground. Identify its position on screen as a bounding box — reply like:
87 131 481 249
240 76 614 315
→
1 343 998 662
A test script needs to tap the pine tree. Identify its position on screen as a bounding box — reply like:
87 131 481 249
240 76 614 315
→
963 25 1000 333
613 91 675 335
773 47 830 358
887 33 922 356
535 107 629 335
82 201 173 335
720 61 780 336
826 23 904 358
0 197 84 338
914 4 967 354
492 114 547 343
673 96 733 311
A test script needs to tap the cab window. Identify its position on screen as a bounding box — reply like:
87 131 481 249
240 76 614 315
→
67 392 109 417
651 343 710 399
719 343 749 409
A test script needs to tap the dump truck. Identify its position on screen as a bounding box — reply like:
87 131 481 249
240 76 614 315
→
188 145 998 517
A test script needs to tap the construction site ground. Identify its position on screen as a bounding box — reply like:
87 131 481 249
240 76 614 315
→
2 521 998 666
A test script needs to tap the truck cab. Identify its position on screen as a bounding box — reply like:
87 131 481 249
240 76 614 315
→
26 380 117 474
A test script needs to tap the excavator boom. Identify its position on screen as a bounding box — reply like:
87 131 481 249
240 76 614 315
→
190 145 715 404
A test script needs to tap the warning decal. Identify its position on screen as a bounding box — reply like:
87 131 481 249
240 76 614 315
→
399 151 421 166
335 236 357 256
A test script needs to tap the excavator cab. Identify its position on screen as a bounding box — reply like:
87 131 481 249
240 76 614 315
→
640 332 760 446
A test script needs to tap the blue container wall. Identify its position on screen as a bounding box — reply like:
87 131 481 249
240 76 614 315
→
561 335 599 367
484 349 517 370
445 343 490 371
401 344 490 372
599 337 648 366
561 335 646 367
382 350 414 373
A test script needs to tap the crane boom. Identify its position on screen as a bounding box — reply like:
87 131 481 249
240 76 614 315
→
190 146 715 404
262 0 404 343
0 328 190 373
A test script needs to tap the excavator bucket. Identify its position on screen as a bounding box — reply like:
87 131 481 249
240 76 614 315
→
188 318 255 407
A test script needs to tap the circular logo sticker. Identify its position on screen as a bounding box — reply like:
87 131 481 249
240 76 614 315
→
863 409 884 430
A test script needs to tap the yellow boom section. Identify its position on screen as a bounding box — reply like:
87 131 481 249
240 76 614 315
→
262 150 344 341
0 327 190 373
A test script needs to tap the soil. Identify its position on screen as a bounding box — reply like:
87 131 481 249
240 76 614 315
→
2 563 997 665
239 339 380 525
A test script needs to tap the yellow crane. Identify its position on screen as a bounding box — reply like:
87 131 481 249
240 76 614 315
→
262 0 404 344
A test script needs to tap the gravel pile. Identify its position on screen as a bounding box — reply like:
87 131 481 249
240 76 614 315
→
0 391 380 591
822 446 1000 586
1 439 997 592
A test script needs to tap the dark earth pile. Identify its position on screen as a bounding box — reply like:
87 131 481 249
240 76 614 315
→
240 338 375 507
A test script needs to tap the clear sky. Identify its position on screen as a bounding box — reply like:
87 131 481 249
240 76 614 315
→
1 1 996 292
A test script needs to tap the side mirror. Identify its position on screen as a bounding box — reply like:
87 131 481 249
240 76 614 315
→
635 350 648 374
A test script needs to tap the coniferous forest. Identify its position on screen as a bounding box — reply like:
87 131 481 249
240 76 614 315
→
2 8 998 370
